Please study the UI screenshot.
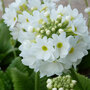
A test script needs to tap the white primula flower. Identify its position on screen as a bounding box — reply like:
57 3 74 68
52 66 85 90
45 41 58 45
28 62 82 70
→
28 0 41 10
2 8 17 28
3 0 90 77
18 11 32 30
0 0 2 11
30 11 47 28
35 60 64 77
52 32 70 58
19 40 37 68
64 36 87 63
71 14 88 35
18 30 35 43
31 37 55 61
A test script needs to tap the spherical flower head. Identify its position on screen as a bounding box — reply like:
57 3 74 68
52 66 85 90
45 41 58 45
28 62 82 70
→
3 0 90 77
46 75 77 90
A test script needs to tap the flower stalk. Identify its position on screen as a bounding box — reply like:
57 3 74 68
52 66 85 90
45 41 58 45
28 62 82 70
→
1 0 5 14
35 72 39 90
84 0 88 7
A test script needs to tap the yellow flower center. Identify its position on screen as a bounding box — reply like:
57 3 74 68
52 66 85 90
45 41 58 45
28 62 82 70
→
75 27 77 31
57 42 63 48
38 19 43 24
26 18 29 22
69 47 74 54
14 17 16 21
42 45 48 51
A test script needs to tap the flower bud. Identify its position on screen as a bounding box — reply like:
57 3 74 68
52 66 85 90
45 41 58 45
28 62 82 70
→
44 11 50 17
36 35 41 38
52 28 56 32
36 28 40 32
47 83 52 89
58 23 62 27
55 21 59 25
59 88 64 90
71 80 77 85
41 30 44 33
46 30 51 35
59 29 64 33
70 83 74 88
47 79 52 84
52 88 57 90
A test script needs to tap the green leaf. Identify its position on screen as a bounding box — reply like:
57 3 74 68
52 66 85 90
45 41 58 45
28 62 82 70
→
7 57 48 90
0 71 13 90
11 68 34 90
0 19 11 53
0 71 5 90
78 50 90 69
70 69 90 90
0 19 16 69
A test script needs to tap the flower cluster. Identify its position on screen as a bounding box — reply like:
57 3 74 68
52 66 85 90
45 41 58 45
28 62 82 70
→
46 75 77 90
3 0 90 77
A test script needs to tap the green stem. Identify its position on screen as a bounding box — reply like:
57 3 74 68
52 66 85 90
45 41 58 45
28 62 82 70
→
68 0 71 4
35 72 39 90
1 0 5 14
84 0 88 7
12 46 17 58
88 14 90 30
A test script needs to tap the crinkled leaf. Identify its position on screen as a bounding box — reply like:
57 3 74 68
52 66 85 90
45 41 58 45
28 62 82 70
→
70 69 90 90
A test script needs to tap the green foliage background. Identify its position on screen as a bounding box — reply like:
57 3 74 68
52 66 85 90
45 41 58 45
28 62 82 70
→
0 19 90 90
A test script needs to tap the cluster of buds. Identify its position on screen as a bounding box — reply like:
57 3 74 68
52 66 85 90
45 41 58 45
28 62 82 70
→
46 75 77 90
34 14 76 38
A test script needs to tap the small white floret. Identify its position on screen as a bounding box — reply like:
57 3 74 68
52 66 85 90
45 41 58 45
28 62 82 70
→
47 79 52 84
59 29 64 33
46 30 51 35
47 83 52 89
52 88 57 90
72 80 77 85
84 7 90 13
59 88 64 90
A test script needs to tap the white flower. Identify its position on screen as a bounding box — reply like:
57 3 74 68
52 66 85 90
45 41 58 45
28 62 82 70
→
3 0 90 77
35 60 64 77
31 37 55 61
18 11 32 30
30 11 47 28
84 7 90 13
28 0 41 10
71 14 88 35
63 36 87 63
2 8 17 28
52 32 70 58
0 0 2 11
18 30 35 43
